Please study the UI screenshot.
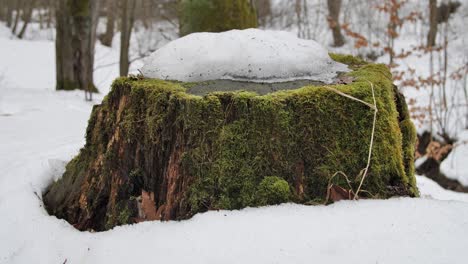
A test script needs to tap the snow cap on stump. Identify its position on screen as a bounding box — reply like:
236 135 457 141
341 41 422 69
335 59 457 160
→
140 29 349 84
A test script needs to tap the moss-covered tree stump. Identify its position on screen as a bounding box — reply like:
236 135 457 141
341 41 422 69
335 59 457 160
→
44 55 418 231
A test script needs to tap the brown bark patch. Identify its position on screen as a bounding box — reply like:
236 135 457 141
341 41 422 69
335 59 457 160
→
161 143 184 220
139 190 159 221
294 160 305 200
329 185 354 202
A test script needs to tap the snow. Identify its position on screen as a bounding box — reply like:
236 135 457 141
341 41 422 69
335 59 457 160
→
440 131 468 187
417 176 468 203
1 15 468 264
140 29 349 84
0 38 55 90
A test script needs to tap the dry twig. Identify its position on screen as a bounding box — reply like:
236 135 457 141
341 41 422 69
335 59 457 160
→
322 80 378 201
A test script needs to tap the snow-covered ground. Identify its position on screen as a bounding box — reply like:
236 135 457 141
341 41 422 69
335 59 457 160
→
1 13 468 264
441 131 468 187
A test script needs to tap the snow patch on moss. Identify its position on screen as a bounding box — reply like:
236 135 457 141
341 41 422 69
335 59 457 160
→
141 29 349 84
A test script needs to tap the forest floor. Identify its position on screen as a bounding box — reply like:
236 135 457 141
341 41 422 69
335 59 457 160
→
1 23 468 263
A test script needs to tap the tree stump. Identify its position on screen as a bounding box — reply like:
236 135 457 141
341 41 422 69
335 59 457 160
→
43 54 418 231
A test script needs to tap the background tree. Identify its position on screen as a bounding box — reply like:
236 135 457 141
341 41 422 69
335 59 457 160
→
11 0 23 34
99 0 116 47
120 0 137 76
295 0 303 38
2 0 14 27
327 0 345 47
254 0 271 27
17 0 36 39
55 0 100 99
178 0 258 37
427 0 437 47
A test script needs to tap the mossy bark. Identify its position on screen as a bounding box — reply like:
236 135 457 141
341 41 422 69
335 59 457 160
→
178 0 258 37
44 57 418 231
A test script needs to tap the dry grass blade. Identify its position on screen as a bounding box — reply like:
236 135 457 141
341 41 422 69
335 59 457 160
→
322 80 378 201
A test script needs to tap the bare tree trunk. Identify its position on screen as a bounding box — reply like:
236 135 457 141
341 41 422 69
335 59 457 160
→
17 0 36 39
120 0 136 77
295 0 302 38
46 0 54 28
139 0 150 29
302 0 310 39
388 4 399 66
327 0 345 47
11 0 22 34
5 0 14 27
0 0 5 21
254 0 271 27
38 5 44 29
464 61 468 129
99 0 115 47
55 0 100 99
427 0 438 47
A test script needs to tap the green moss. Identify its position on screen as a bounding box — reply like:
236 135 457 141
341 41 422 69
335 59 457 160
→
178 0 258 36
107 60 417 212
256 176 292 205
45 54 418 230
400 119 417 194
330 53 369 69
104 199 136 230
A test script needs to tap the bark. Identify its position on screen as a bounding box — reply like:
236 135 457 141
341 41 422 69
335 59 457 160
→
99 0 115 47
119 0 136 77
17 0 36 39
55 0 100 95
427 0 438 47
327 0 345 47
